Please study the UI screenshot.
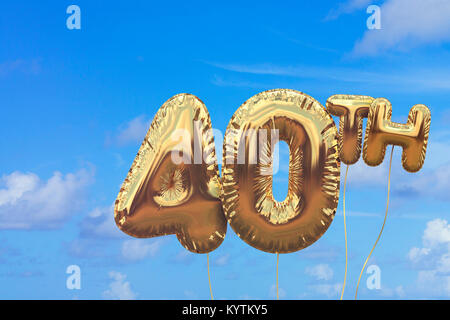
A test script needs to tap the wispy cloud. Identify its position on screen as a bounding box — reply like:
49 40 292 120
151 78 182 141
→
303 263 342 298
299 242 342 262
170 249 195 265
353 0 450 55
304 264 342 298
378 285 406 298
305 264 334 281
79 205 124 239
111 115 151 146
121 239 164 262
339 132 450 202
343 158 389 186
269 284 286 299
308 282 342 298
0 239 21 263
208 62 381 82
214 253 230 267
211 75 273 89
206 61 450 91
395 163 450 202
66 238 110 259
265 28 340 54
0 59 41 76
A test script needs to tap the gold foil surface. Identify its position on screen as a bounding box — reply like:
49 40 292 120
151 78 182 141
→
221 89 341 253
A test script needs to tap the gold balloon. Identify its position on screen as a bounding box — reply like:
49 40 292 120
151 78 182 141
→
114 94 227 253
221 89 341 253
363 98 431 172
326 95 373 164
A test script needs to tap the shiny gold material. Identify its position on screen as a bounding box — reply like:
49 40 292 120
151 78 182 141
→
326 95 373 164
363 98 431 172
221 89 341 253
114 94 227 253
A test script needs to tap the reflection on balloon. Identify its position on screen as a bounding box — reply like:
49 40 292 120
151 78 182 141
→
113 91 431 257
114 93 227 253
221 89 341 253
325 94 374 300
363 98 431 172
326 95 373 165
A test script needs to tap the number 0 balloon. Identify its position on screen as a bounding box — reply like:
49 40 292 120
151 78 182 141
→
221 89 340 253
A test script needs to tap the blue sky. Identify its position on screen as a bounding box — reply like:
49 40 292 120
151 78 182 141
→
1 0 450 299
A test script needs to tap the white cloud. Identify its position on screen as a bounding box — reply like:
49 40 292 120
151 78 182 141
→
79 205 124 239
422 219 450 247
0 170 92 229
408 219 450 297
408 247 431 262
269 284 286 299
305 264 334 281
102 271 137 300
121 239 163 261
115 115 150 146
0 171 39 206
325 0 373 20
353 0 450 55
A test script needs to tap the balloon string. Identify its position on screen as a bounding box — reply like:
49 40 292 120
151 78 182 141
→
276 253 279 300
340 164 349 300
207 253 214 300
355 145 394 299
